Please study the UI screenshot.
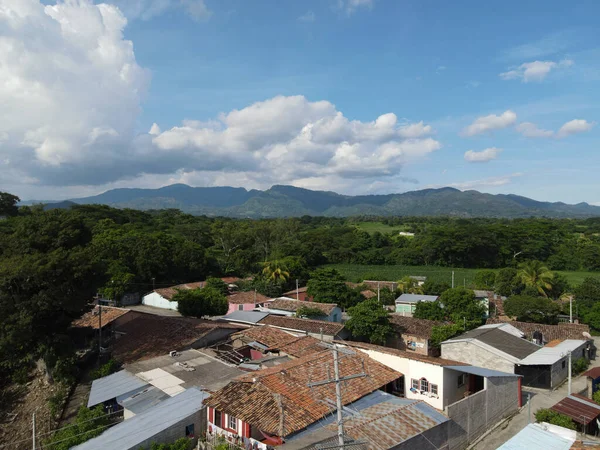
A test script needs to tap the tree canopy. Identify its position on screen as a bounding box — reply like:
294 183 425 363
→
307 268 363 309
518 260 554 297
345 298 392 345
503 295 560 324
175 287 228 318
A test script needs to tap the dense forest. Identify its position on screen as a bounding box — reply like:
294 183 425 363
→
2 191 600 383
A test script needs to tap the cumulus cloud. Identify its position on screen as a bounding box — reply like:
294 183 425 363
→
464 148 502 163
499 59 573 82
556 119 595 138
461 110 517 136
337 0 374 15
515 119 594 139
108 0 212 21
516 122 554 138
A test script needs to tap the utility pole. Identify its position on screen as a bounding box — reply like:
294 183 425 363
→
452 271 455 289
152 277 155 290
570 296 573 323
377 282 380 303
308 345 367 449
296 279 299 300
568 350 572 395
98 303 102 366
32 412 36 450
463 278 466 287
527 393 531 423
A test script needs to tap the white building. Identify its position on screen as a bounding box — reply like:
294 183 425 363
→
142 282 204 310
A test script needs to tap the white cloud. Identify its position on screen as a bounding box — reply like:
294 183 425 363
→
447 173 523 190
337 0 374 15
108 0 211 22
461 110 517 136
556 119 595 138
464 148 502 163
516 122 554 138
149 123 161 135
499 59 573 82
298 10 315 22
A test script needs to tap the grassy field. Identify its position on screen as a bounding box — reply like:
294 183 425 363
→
325 264 599 287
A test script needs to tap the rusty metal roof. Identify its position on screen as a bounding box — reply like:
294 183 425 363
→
551 394 600 425
582 368 600 380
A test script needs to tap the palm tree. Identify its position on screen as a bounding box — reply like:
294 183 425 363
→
262 261 290 282
518 260 554 297
397 276 423 295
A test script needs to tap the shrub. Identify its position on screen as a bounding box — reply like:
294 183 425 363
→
534 408 576 430
48 386 68 418
572 357 589 375
90 359 119 380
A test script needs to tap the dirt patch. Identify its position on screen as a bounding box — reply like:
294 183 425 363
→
0 371 65 449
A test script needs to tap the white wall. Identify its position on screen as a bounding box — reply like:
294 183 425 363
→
142 292 178 310
352 348 445 409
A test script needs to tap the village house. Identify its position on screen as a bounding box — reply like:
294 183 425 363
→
257 315 348 341
203 348 403 448
336 340 522 449
394 293 439 316
485 318 592 345
387 314 444 356
282 286 312 301
226 291 271 315
259 298 342 322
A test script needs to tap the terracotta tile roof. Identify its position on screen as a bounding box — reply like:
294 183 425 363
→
258 316 345 336
278 336 324 359
571 441 600 449
326 400 446 450
72 306 130 329
361 290 377 299
283 287 308 296
486 319 591 342
232 326 300 349
335 340 468 366
362 281 398 291
389 314 443 339
227 291 271 305
204 350 402 436
112 312 242 363
154 281 204 300
266 298 338 315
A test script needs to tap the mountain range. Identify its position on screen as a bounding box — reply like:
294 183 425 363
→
26 184 600 218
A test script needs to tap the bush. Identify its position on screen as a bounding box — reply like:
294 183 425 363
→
176 287 228 317
296 306 326 319
48 386 68 418
45 405 112 450
90 359 119 380
150 438 193 450
534 408 576 430
572 357 589 375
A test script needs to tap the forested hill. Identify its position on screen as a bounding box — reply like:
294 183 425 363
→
34 184 600 218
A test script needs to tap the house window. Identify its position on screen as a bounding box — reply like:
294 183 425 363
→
238 304 244 311
562 360 566 369
228 415 237 431
214 410 222 427
458 374 467 387
412 379 419 390
420 378 429 392
185 424 195 437
431 384 438 395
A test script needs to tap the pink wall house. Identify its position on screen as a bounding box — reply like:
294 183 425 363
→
226 291 271 315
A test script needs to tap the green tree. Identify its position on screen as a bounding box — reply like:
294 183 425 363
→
346 299 392 345
439 288 486 322
414 301 445 321
575 277 600 311
534 408 576 430
430 324 464 348
45 405 112 449
204 277 229 295
518 261 554 297
422 281 450 296
262 260 290 282
397 276 423 294
296 306 326 319
307 268 362 309
494 268 522 297
474 270 496 290
0 191 20 217
503 295 560 324
150 438 193 450
583 302 600 332
175 287 228 317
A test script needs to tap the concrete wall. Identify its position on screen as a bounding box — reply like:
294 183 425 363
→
445 376 519 450
192 328 239 349
388 333 432 356
441 341 516 374
443 369 469 405
226 302 257 315
132 408 205 450
142 292 178 310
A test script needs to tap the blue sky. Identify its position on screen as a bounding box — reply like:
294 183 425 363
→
2 0 599 203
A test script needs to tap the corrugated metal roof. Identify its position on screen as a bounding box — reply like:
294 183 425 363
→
479 323 525 338
221 310 270 324
497 423 575 450
445 327 540 360
87 370 149 407
395 294 438 304
117 386 169 415
74 387 209 450
445 365 521 378
551 394 600 425
519 340 587 366
583 367 600 379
